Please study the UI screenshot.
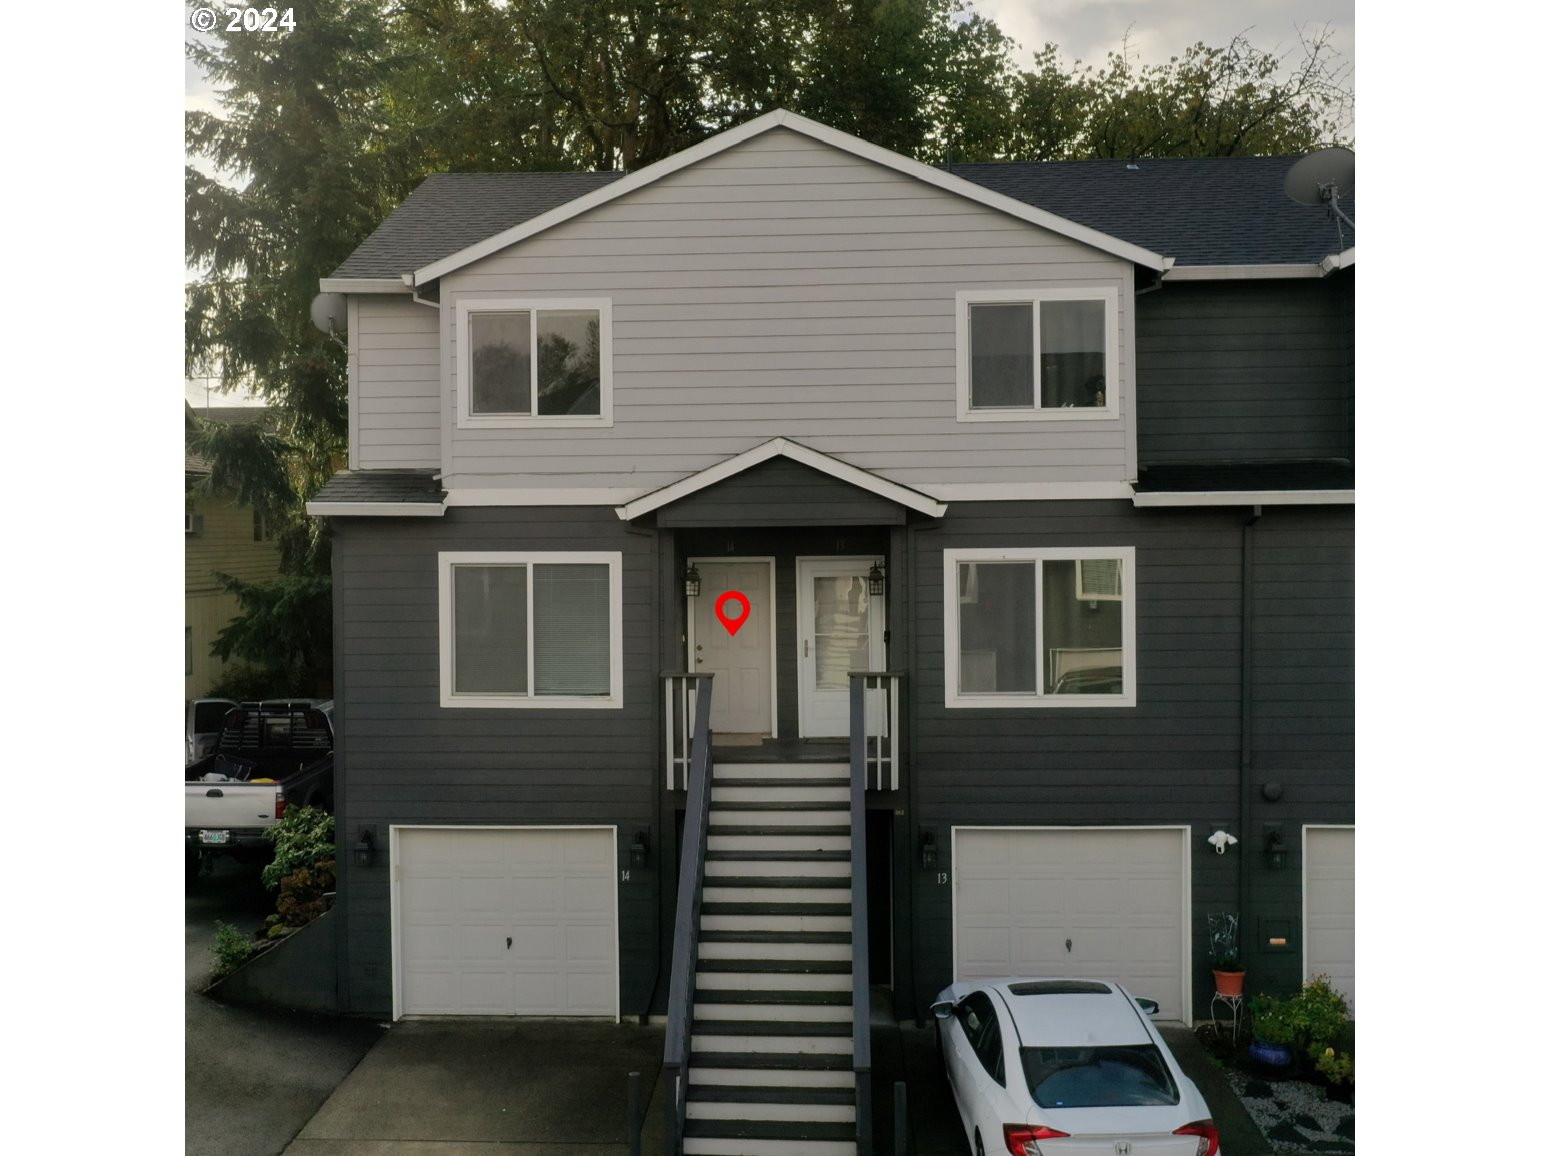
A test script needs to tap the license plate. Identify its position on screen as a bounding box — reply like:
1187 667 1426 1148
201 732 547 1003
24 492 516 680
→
198 829 230 845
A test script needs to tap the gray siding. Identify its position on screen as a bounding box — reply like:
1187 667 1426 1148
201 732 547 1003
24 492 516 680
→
1136 276 1353 463
657 458 906 527
353 295 441 470
902 501 1354 1014
438 128 1135 493
332 508 661 1015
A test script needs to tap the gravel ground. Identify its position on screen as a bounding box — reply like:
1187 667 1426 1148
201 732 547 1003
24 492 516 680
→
1223 1068 1354 1154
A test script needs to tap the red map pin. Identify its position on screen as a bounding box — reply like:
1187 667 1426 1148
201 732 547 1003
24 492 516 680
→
715 590 751 636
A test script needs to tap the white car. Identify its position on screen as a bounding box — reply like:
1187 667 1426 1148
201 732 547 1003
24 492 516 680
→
931 978 1220 1156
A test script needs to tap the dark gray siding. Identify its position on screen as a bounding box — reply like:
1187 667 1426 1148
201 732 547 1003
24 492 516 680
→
1136 275 1353 463
657 458 907 528
332 507 661 1016
903 501 1354 1016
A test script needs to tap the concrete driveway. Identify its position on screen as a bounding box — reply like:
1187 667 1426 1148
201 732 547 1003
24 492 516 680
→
186 858 383 1156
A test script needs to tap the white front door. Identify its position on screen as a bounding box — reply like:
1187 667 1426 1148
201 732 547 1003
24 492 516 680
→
796 558 884 738
690 559 774 735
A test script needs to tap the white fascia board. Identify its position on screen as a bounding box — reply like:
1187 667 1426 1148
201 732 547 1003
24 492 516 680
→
447 487 646 507
317 277 413 294
1163 264 1324 282
615 437 948 521
305 501 446 517
928 481 1134 502
414 109 1168 285
1132 490 1354 508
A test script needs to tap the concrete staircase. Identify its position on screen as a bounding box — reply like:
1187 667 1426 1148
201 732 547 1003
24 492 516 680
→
684 762 858 1156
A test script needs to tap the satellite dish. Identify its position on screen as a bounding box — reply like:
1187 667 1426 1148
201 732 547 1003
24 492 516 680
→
310 292 348 345
1285 148 1355 233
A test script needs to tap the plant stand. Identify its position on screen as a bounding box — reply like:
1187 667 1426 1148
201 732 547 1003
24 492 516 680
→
1209 990 1244 1043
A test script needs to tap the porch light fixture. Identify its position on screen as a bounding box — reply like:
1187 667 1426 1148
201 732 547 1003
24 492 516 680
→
1264 828 1287 871
352 826 377 869
867 561 885 597
683 564 702 599
630 828 650 868
919 828 937 869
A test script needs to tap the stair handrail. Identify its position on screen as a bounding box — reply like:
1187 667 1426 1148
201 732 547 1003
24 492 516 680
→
662 674 714 1156
849 673 877 1155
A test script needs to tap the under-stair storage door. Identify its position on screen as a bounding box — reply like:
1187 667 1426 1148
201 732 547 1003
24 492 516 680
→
796 558 885 738
952 827 1189 1021
394 826 618 1018
689 558 774 735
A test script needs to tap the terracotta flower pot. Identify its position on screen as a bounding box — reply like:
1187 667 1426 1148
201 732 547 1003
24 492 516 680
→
1213 969 1245 997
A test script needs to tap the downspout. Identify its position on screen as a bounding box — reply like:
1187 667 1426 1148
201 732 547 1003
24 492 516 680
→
1239 505 1262 953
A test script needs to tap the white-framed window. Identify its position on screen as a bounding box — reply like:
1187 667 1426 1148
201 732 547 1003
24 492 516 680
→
455 298 613 427
942 546 1135 708
955 287 1119 421
438 551 624 708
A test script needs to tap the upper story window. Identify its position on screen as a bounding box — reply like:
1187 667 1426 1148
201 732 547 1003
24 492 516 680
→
955 288 1119 421
438 551 623 709
943 546 1135 708
455 298 613 428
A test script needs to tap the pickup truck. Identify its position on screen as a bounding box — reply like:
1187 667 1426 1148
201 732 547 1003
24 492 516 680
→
185 701 335 883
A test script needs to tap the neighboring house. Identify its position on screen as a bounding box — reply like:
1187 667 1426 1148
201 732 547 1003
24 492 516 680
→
309 110 1353 1051
185 403 282 698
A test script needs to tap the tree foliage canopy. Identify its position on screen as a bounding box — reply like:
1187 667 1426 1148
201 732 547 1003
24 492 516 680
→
186 0 1352 687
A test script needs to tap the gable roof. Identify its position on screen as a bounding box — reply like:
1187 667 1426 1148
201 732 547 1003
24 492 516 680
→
950 155 1353 269
615 437 947 521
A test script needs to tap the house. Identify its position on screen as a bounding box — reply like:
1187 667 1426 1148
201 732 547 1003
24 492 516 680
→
308 108 1352 1142
185 402 282 698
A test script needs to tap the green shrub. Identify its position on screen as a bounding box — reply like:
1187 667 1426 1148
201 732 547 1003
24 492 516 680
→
1313 1045 1354 1085
262 806 335 890
1249 975 1351 1050
211 921 257 979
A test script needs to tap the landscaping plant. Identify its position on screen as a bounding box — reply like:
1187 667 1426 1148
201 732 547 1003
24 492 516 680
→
261 806 337 936
211 920 257 980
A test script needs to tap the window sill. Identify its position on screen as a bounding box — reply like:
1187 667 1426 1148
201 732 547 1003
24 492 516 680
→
956 407 1119 423
441 694 624 710
943 693 1136 709
457 414 613 430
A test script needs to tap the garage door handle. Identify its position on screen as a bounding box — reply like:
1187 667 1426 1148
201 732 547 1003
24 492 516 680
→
506 937 512 950
206 788 223 797
1065 938 1072 952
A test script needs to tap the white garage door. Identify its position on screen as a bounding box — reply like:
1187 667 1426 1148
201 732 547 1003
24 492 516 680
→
1304 826 1354 1013
954 827 1188 1020
395 827 617 1018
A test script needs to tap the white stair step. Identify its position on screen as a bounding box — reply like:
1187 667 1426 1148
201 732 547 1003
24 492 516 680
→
683 1138 856 1156
709 834 851 853
710 810 850 827
705 859 851 879
713 784 850 804
700 913 852 934
702 893 850 912
698 940 850 962
694 1003 853 1023
687 1101 856 1124
689 1068 855 1089
714 763 848 780
696 972 852 992
691 1034 853 1055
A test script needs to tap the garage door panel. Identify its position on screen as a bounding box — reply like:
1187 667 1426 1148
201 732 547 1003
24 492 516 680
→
956 828 1186 1020
397 828 617 1017
1305 828 1354 1013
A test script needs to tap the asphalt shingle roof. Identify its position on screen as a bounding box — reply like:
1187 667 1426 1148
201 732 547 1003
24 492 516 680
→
949 156 1353 267
310 469 445 505
331 152 1353 281
331 172 625 279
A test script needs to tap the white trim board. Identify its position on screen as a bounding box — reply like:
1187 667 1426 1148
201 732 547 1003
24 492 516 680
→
389 824 621 1023
1132 490 1354 508
615 437 947 521
305 501 446 517
414 109 1168 285
319 277 412 294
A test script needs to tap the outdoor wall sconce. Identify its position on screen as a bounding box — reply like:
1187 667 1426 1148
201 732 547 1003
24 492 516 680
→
631 828 650 868
1207 830 1238 855
1264 828 1287 871
867 561 886 597
353 826 377 869
683 564 702 599
919 829 937 869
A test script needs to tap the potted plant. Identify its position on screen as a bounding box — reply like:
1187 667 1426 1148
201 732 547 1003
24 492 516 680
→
1206 912 1245 996
1248 975 1352 1076
1247 992 1296 1071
